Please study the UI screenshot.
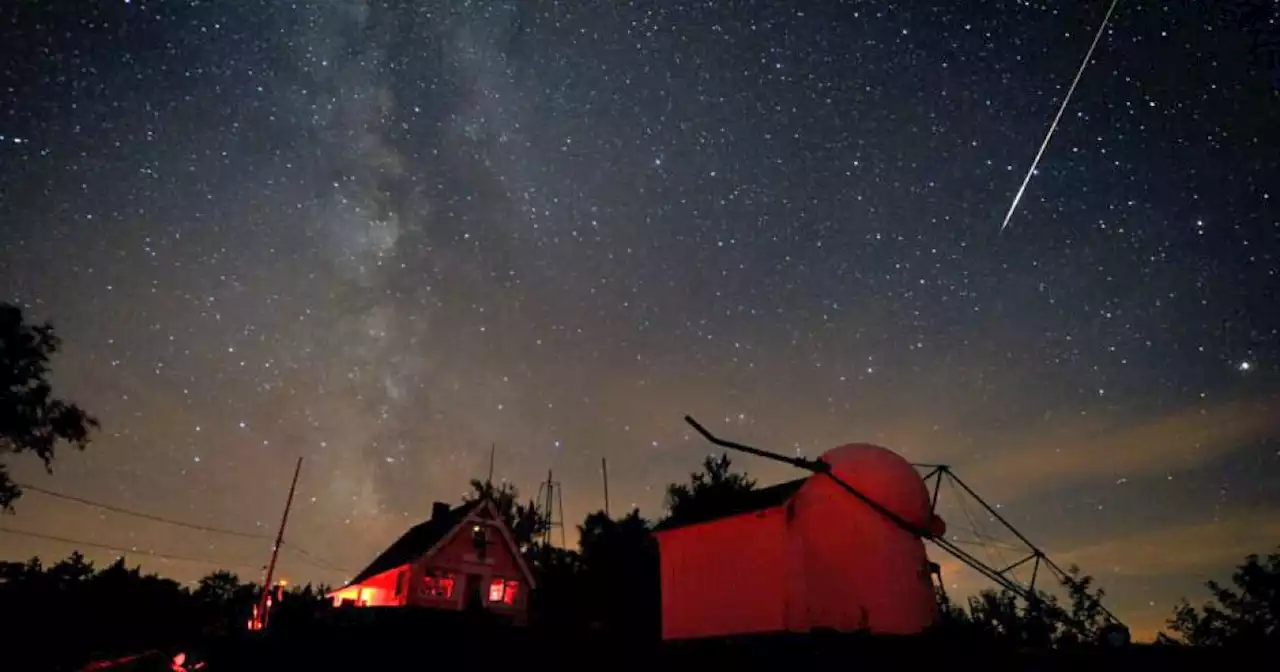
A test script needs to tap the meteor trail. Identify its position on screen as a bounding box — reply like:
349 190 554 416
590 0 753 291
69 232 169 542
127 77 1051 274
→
999 0 1121 233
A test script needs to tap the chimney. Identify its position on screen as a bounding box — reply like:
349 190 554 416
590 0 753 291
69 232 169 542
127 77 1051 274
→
431 501 451 521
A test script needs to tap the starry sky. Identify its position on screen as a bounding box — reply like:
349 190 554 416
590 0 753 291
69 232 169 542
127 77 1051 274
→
1 0 1278 641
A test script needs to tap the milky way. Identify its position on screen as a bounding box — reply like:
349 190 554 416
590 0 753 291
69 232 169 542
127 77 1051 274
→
1 1 1277 640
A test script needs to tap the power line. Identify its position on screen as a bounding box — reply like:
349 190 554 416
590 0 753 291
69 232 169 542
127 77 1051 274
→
16 482 349 575
17 483 272 541
0 526 264 574
280 542 350 576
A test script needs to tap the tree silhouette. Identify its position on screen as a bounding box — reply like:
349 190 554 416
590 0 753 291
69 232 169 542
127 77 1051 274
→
663 452 756 525
1053 564 1112 646
0 302 99 510
526 545 586 626
944 565 1113 649
270 581 335 629
463 478 546 548
47 550 96 587
954 587 1065 648
0 551 332 666
1164 549 1280 648
195 570 252 605
962 588 1033 643
576 508 660 639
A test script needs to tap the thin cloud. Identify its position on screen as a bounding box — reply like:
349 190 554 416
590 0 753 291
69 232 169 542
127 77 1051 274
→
960 396 1280 502
1055 510 1280 578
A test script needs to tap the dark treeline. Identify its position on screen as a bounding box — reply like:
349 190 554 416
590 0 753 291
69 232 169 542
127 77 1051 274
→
2 454 1277 670
0 553 330 669
1 307 1277 667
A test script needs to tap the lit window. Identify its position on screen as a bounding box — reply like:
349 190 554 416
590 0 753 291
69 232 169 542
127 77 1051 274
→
421 572 455 599
333 588 360 607
488 578 520 604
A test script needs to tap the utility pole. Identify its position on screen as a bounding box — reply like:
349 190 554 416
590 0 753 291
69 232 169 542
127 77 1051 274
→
487 444 495 486
601 457 610 517
255 456 302 631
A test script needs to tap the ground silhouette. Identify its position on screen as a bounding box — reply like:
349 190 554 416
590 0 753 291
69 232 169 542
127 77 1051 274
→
0 448 1274 669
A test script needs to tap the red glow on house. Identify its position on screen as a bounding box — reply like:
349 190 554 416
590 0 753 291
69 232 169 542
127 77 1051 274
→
329 498 536 624
654 443 946 640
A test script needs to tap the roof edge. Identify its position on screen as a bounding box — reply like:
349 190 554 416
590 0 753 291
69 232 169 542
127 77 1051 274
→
653 501 789 534
651 477 807 533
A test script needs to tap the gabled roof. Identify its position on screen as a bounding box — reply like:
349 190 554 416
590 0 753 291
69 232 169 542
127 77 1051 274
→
342 498 537 590
652 477 807 532
344 500 482 587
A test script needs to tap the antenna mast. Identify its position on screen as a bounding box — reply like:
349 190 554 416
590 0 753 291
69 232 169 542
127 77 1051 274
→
253 456 303 631
601 457 610 517
536 469 566 547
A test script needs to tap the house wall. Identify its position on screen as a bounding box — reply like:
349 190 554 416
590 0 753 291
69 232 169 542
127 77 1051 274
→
407 515 529 622
656 506 788 640
329 503 533 624
330 565 410 607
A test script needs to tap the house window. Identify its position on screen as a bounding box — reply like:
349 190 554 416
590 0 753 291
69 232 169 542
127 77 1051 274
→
394 570 406 597
421 572 455 599
488 579 520 605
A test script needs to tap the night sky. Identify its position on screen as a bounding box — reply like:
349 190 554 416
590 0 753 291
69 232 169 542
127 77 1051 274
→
2 0 1278 640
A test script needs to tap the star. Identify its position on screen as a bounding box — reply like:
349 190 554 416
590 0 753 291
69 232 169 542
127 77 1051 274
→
0 0 1275 644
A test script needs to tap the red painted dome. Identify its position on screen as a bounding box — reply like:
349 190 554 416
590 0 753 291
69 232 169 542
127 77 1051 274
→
815 443 936 530
785 443 942 635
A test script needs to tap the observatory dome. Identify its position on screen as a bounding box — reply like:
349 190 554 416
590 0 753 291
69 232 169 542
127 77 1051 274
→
812 443 936 530
784 442 942 634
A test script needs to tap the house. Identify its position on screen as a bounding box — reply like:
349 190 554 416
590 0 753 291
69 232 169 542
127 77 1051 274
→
329 498 536 625
652 443 946 641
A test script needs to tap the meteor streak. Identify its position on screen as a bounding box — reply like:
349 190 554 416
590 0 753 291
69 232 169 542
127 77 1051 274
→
1000 0 1121 233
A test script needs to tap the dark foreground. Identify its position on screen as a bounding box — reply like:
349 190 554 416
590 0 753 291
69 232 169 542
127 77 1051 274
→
76 611 1241 672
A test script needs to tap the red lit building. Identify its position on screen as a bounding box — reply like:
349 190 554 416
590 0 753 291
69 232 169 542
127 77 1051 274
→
330 498 536 624
653 443 945 641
